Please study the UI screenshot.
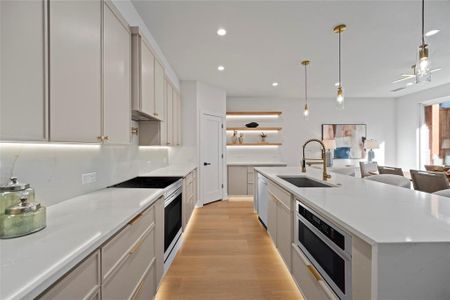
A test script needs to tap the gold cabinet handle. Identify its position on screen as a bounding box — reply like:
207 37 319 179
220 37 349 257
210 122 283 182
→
129 213 143 225
104 136 110 141
307 265 322 282
131 127 139 135
97 136 104 141
154 112 159 116
130 237 145 255
132 278 145 300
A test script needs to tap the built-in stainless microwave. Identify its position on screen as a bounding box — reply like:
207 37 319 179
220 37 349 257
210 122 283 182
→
295 200 352 300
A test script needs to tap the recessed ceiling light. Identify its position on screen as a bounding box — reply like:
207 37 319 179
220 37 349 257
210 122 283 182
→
217 28 227 36
272 82 279 87
217 65 225 71
425 29 440 37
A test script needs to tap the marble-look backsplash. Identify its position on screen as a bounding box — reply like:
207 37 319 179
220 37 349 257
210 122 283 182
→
0 143 169 207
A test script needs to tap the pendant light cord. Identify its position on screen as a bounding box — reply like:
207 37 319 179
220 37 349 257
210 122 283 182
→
338 31 342 87
421 0 425 46
304 64 308 104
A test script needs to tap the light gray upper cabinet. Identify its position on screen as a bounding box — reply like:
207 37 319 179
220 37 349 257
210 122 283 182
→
166 81 174 145
49 0 102 143
131 27 158 120
0 0 48 141
154 59 165 121
103 2 131 144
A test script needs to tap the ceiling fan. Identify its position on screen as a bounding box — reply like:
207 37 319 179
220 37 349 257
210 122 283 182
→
391 65 442 92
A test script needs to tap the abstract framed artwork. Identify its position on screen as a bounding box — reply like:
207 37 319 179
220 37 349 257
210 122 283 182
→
322 124 367 159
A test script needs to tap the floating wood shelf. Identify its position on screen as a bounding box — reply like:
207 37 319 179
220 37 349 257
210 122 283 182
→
226 127 282 131
226 111 282 116
227 143 282 146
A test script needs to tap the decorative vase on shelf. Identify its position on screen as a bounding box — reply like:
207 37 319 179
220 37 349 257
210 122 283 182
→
238 133 244 144
260 132 267 143
232 130 238 144
245 122 259 128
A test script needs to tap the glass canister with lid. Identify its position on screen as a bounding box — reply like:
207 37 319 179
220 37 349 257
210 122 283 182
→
0 177 46 239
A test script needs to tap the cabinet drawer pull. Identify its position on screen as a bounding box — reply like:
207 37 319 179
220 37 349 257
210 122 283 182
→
307 265 322 282
104 136 110 141
130 237 145 255
129 213 143 225
132 278 145 300
97 136 104 141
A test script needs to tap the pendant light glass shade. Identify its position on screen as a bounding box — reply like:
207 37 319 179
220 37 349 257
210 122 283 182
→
416 0 431 83
336 86 344 110
304 103 309 118
301 60 310 119
334 24 346 110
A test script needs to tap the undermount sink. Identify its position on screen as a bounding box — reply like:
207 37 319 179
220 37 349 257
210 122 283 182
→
278 176 336 188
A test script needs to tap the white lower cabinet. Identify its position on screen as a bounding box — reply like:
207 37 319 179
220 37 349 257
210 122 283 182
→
267 188 292 270
102 227 155 300
39 197 164 300
39 251 100 300
183 169 198 228
227 166 248 195
292 244 337 300
265 177 337 300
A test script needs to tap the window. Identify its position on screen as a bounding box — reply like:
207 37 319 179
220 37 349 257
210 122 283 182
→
424 101 450 165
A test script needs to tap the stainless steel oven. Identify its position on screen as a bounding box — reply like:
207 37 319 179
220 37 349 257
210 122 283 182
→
295 200 352 300
164 180 183 262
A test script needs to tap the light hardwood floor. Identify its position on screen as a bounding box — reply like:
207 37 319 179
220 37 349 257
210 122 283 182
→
156 199 303 300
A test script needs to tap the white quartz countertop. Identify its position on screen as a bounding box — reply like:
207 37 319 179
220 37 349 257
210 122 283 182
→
0 188 164 300
255 167 450 245
140 164 197 177
227 161 287 166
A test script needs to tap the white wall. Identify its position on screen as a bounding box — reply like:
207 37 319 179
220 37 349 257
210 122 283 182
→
395 83 450 170
227 97 397 167
176 81 227 203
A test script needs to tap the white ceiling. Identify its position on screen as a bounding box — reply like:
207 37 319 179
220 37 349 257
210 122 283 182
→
132 0 450 98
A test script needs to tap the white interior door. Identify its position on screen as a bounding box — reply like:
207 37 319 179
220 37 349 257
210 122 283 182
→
200 113 224 205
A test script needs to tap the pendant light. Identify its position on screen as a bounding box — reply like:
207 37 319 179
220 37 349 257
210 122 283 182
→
333 24 346 110
301 60 310 118
415 0 431 83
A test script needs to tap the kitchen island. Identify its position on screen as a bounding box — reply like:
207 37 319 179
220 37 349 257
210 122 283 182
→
255 166 450 300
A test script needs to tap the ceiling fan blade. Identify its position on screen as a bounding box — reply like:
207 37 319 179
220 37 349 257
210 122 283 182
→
400 74 415 77
431 68 442 73
391 87 407 92
392 76 414 84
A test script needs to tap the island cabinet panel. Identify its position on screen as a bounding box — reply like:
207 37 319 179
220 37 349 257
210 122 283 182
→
291 244 337 300
103 1 131 144
0 0 47 141
228 166 249 195
49 0 101 142
276 199 292 270
267 181 293 270
267 192 277 241
38 250 100 300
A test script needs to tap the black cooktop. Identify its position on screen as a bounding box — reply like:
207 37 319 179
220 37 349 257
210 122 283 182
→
110 176 182 189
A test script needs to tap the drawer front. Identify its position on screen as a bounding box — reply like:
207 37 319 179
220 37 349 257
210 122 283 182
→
132 259 156 300
291 244 337 300
247 167 255 183
268 180 291 210
39 250 100 300
103 226 156 300
102 205 155 279
247 183 254 195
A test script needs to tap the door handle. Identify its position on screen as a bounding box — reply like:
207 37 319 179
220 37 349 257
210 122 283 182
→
203 162 211 166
